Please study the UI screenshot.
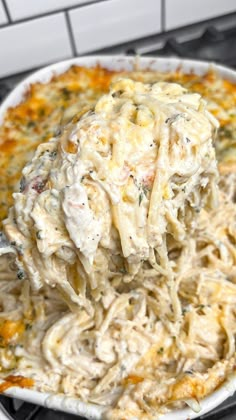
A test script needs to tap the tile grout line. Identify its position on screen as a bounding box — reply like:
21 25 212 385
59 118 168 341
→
161 0 166 32
0 0 109 27
65 11 77 57
1 0 12 23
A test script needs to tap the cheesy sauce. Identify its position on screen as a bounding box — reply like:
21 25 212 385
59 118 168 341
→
0 66 235 224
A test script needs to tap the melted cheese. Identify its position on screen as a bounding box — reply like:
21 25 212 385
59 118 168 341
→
0 66 235 225
3 79 218 306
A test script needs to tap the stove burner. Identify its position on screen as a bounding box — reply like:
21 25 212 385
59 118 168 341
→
0 395 81 419
0 83 10 102
1 393 236 420
145 26 236 68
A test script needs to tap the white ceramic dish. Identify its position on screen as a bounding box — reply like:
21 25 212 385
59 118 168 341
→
0 55 236 419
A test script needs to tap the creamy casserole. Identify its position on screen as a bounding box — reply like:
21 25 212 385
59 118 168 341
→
0 64 235 420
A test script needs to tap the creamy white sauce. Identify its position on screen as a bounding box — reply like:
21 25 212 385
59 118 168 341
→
62 183 102 263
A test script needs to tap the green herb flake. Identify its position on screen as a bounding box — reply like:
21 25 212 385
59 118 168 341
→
185 370 194 375
27 120 36 129
38 108 46 117
157 347 164 355
142 185 150 197
139 192 143 206
61 87 71 100
36 231 43 240
165 113 184 125
17 270 25 280
49 150 57 159
219 127 234 140
8 344 15 351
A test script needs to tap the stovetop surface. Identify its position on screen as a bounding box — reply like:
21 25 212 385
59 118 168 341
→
0 20 236 420
144 26 236 68
1 393 236 420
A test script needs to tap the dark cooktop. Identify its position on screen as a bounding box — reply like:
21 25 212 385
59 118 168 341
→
144 25 236 68
1 393 236 420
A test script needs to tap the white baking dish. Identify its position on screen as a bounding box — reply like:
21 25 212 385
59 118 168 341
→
0 55 236 419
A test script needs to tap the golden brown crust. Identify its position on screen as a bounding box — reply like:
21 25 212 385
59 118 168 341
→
0 375 34 393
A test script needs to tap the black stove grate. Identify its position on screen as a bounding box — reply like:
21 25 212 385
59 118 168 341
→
1 393 236 420
0 395 82 419
144 25 236 68
0 81 11 103
1 20 236 420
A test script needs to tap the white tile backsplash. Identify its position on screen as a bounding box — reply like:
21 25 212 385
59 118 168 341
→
69 0 161 54
0 13 72 77
165 0 236 30
6 0 98 21
0 0 8 25
0 0 235 78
